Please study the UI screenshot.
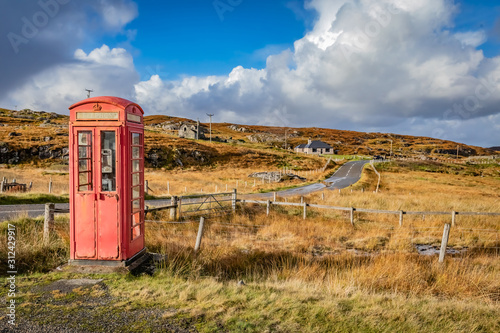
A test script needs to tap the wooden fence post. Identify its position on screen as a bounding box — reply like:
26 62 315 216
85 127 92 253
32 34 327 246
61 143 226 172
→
451 211 457 227
48 177 53 194
178 197 183 219
167 181 170 194
170 196 178 220
266 200 271 216
350 207 355 226
44 203 55 245
145 180 149 195
321 191 325 201
399 211 404 227
194 217 205 253
303 202 307 220
232 189 237 212
439 223 451 263
0 179 4 193
273 192 277 201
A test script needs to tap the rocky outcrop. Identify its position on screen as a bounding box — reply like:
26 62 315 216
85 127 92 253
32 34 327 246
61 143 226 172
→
0 141 211 168
249 171 306 183
228 125 250 133
247 133 281 143
145 147 211 169
0 143 69 164
434 148 477 157
247 131 299 144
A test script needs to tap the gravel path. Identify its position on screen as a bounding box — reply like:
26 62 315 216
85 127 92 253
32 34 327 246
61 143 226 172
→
0 279 201 333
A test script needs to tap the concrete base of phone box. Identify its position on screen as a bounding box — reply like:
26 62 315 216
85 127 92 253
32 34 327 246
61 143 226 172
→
65 248 152 274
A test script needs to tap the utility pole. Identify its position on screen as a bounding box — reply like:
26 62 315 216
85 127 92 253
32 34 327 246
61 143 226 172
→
196 118 200 140
206 113 214 143
390 139 393 159
284 128 288 150
85 89 93 99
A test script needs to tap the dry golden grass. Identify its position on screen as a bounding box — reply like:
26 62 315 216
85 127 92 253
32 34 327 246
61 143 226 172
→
1 160 499 332
0 158 331 198
145 165 332 196
142 161 500 302
146 212 500 301
0 165 69 195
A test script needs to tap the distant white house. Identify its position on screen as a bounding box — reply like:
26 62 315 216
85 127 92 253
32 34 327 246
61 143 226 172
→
295 139 333 155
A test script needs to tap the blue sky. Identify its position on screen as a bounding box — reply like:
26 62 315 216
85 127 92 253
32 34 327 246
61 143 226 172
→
101 0 500 79
123 0 314 79
1 0 500 147
118 0 500 79
454 0 500 55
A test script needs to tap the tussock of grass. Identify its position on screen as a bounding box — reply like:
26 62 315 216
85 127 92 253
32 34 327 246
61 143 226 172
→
0 215 69 275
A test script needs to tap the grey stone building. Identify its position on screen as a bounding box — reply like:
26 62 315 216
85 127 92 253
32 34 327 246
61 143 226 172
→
295 139 333 155
178 121 206 140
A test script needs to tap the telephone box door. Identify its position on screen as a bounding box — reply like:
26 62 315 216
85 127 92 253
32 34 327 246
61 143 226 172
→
128 129 145 256
73 128 120 260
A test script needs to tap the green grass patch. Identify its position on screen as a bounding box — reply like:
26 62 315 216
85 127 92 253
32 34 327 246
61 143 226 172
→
0 193 69 205
10 271 500 332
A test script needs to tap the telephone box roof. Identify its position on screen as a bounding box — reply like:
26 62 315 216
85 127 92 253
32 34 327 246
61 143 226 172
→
69 96 144 114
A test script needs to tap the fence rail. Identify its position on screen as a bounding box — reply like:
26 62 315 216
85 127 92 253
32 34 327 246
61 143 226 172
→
41 187 499 262
238 199 500 220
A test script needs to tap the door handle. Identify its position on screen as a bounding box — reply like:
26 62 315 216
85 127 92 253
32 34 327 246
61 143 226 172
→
99 193 119 200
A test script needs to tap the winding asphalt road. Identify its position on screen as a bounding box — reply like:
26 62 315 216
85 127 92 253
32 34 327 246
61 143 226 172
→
0 160 371 221
243 160 370 200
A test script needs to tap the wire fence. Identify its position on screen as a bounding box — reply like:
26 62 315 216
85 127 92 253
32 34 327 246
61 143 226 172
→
20 190 500 260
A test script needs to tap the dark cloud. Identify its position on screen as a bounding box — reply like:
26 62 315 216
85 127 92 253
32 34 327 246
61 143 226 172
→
0 0 137 103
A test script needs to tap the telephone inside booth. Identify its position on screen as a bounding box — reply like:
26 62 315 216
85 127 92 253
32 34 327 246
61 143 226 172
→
101 131 116 192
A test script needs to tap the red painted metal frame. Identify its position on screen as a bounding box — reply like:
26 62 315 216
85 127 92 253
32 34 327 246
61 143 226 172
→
69 96 144 262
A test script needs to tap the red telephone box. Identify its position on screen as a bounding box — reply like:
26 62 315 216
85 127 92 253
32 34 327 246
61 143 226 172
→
68 96 145 266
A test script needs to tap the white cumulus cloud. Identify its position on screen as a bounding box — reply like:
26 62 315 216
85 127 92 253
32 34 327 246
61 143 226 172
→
133 0 500 146
9 45 139 113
